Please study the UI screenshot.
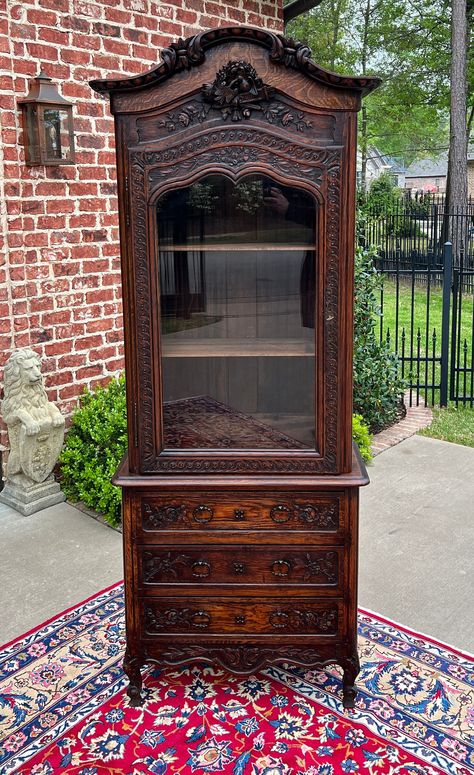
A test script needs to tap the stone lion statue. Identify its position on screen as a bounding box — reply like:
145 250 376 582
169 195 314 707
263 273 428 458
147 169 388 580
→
1 347 65 483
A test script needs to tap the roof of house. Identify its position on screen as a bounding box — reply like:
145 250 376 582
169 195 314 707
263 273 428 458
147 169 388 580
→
405 153 448 179
406 146 474 178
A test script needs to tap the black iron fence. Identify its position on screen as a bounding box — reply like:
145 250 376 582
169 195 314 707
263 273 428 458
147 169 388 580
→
373 242 474 407
360 193 474 273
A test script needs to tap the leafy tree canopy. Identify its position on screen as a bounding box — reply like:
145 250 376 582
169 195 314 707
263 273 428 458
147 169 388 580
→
285 0 473 166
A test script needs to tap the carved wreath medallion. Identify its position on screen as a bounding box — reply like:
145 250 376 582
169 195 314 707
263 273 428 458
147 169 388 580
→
202 60 274 121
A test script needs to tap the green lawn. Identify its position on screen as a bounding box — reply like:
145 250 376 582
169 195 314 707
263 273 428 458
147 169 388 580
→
419 406 474 447
380 278 473 353
378 277 474 404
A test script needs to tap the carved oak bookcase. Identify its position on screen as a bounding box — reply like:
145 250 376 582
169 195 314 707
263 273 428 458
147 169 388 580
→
91 27 379 709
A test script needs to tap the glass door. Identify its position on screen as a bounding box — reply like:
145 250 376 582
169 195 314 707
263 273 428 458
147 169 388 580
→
156 174 318 451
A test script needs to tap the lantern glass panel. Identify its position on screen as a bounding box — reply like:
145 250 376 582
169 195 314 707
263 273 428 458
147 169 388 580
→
41 107 73 162
24 105 40 164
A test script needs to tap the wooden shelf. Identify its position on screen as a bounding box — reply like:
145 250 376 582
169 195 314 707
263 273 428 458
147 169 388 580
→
159 243 314 252
161 338 315 357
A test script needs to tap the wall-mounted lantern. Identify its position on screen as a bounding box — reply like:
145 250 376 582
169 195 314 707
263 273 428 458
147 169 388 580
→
18 70 75 166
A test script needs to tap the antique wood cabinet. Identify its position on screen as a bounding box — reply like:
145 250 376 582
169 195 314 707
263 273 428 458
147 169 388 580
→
91 26 379 709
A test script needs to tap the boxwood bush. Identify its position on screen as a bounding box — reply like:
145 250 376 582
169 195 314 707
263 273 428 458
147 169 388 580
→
59 376 127 527
352 413 373 463
353 244 405 432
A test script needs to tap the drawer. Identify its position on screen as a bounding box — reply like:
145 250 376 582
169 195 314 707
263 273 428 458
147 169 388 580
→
139 492 345 540
138 545 343 591
140 597 342 638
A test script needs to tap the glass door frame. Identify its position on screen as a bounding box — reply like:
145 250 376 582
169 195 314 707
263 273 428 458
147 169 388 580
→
148 166 326 469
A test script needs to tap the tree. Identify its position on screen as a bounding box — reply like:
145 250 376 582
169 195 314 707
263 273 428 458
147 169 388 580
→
286 0 468 181
446 0 468 222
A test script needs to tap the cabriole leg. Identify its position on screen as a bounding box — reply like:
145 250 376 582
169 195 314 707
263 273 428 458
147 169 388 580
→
341 653 360 709
123 647 143 707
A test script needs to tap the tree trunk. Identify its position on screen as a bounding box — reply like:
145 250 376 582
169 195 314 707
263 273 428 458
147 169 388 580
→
446 0 468 254
359 0 371 191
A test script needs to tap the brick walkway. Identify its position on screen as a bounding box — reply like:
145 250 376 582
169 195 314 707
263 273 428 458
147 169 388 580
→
371 393 433 456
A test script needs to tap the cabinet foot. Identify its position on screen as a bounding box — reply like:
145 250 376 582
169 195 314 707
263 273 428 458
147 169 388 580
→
123 648 144 707
341 654 360 709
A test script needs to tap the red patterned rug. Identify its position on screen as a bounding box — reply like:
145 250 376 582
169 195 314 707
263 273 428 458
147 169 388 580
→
1 582 473 774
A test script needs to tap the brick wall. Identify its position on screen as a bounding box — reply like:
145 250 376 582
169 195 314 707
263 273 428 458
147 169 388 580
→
0 0 283 448
404 175 447 193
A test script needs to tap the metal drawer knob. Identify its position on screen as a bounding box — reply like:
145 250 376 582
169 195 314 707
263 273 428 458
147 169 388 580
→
233 563 245 574
270 504 291 523
192 561 211 578
235 615 246 625
234 509 246 520
192 505 214 523
191 611 211 628
271 559 292 577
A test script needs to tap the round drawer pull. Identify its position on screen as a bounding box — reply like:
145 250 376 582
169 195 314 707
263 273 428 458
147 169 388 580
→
270 504 291 523
192 561 211 578
192 505 214 523
271 559 292 577
234 509 246 520
233 563 245 574
191 611 211 628
269 610 290 629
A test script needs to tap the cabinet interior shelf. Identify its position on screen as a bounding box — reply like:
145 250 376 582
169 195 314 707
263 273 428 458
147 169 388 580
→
159 243 314 252
161 338 315 357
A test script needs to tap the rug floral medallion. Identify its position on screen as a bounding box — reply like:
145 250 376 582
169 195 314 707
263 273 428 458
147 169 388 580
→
0 583 472 774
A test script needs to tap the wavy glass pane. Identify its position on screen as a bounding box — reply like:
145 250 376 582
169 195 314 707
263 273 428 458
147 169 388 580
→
157 174 317 450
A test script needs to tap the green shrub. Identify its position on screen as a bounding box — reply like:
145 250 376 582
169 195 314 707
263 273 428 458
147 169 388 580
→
352 413 373 463
353 244 405 432
59 376 127 527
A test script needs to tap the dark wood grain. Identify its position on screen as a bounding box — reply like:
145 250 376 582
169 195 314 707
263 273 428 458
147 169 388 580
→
91 24 374 711
141 597 342 636
139 545 342 588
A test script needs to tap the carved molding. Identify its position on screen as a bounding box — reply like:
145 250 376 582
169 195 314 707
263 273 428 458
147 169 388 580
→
142 550 191 582
145 606 211 632
142 502 188 530
130 132 341 473
158 644 344 674
268 608 337 632
295 502 338 528
270 501 338 529
90 27 380 98
202 60 274 121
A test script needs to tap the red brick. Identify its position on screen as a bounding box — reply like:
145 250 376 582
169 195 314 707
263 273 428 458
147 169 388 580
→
73 335 103 351
46 200 76 214
72 32 102 50
27 42 59 61
61 48 92 65
45 340 72 357
63 15 92 32
38 28 70 45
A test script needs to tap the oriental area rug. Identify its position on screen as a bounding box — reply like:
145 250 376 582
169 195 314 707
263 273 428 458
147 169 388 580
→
1 583 473 775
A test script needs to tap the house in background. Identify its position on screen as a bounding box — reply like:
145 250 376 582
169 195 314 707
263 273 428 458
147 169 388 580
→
357 147 406 188
468 148 474 197
404 147 474 195
404 153 448 193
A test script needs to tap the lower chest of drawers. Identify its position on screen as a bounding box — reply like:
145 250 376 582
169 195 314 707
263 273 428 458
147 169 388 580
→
125 489 356 645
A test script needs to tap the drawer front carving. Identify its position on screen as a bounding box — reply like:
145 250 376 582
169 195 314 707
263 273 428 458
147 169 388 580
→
140 493 343 534
142 598 341 636
139 546 342 587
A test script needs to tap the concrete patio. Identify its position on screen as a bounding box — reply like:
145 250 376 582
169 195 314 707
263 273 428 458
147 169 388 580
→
1 433 473 652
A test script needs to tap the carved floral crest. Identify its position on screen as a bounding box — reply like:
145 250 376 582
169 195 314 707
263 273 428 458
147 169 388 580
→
202 60 275 121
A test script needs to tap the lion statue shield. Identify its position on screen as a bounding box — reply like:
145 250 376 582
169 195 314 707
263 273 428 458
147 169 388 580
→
1 348 65 484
